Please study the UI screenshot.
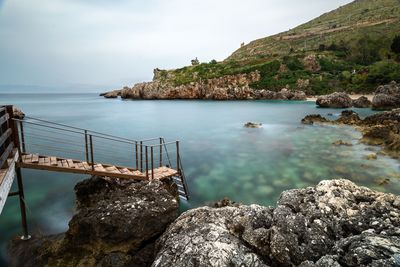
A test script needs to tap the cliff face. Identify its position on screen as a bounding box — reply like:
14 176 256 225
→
102 71 307 101
8 178 400 267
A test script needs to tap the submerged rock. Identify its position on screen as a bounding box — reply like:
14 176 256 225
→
244 122 262 128
316 92 353 108
154 179 400 267
8 176 179 267
301 114 328 125
332 140 353 146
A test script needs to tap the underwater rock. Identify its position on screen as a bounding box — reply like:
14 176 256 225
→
244 122 262 128
332 140 353 146
154 179 400 267
316 92 353 108
301 114 328 125
8 176 179 267
335 110 360 125
364 153 378 160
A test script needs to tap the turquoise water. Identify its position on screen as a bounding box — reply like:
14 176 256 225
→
1 93 400 264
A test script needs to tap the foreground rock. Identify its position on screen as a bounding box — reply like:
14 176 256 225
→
372 81 400 110
316 92 353 108
8 176 179 267
353 96 372 108
154 179 400 266
301 114 328 125
244 122 262 128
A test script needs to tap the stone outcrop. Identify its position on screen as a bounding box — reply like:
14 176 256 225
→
372 81 400 110
301 114 329 125
8 178 400 267
353 96 372 108
101 72 307 101
8 176 179 267
244 122 262 128
303 54 321 72
316 92 353 108
154 179 400 267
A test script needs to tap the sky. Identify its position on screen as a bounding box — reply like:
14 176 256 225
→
0 0 352 92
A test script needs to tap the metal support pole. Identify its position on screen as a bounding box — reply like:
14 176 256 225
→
89 135 94 171
140 141 143 172
176 141 180 172
85 130 89 163
145 146 149 178
151 146 154 180
159 138 163 167
135 142 138 170
16 167 30 240
19 121 26 153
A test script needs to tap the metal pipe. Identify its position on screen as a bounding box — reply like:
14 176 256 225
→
135 142 138 170
176 141 180 172
145 146 149 178
85 130 89 163
89 135 94 171
159 138 163 167
16 167 30 240
19 121 26 153
151 146 154 180
140 141 143 172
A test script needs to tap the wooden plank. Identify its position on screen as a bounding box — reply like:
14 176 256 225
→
82 162 91 170
0 113 9 127
0 142 13 169
119 168 132 175
39 157 45 165
94 164 106 172
24 154 33 163
0 128 12 148
0 150 18 214
50 157 57 166
76 162 85 170
61 160 68 168
31 154 39 163
105 166 120 173
44 157 51 166
67 159 75 168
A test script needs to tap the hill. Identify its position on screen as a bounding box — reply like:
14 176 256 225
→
154 0 400 95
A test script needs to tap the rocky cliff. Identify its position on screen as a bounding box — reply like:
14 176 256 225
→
8 178 400 267
101 71 307 101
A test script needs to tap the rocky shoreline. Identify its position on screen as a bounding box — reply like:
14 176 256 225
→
7 177 400 267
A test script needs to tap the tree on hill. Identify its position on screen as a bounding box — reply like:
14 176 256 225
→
191 57 200 66
391 36 400 55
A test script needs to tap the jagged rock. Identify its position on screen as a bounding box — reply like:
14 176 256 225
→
372 81 400 110
301 114 328 125
244 122 262 128
303 54 321 72
316 92 353 108
353 96 372 108
12 107 25 119
8 176 179 267
332 140 352 146
154 180 400 267
102 90 120 98
336 110 360 124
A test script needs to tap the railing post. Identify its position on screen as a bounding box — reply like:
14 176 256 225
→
145 146 149 178
159 138 163 167
16 167 30 240
84 130 89 163
89 135 94 171
151 146 154 180
5 106 20 153
140 141 143 172
135 141 138 171
176 141 180 172
19 121 26 153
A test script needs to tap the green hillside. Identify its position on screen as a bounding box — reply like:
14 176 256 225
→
156 0 400 94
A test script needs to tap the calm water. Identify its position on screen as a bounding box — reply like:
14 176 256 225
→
1 93 400 263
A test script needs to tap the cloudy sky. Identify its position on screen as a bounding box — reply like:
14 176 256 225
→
0 0 352 92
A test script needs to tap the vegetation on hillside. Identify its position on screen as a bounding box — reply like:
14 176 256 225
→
156 0 400 95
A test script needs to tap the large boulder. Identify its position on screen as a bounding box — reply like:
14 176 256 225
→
316 92 353 108
8 177 179 267
154 179 400 267
372 81 400 110
353 96 372 108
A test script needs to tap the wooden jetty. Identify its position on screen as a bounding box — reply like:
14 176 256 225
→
0 105 189 240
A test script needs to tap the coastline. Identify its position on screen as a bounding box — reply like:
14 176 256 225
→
306 94 374 102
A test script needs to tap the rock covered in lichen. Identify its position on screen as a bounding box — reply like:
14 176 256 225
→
154 179 400 267
316 92 353 108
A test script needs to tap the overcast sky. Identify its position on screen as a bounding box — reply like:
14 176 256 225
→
0 0 352 92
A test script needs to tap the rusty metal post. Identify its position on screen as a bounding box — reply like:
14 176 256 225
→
19 121 26 153
145 146 149 178
140 141 143 172
135 142 138 170
151 146 154 180
89 135 94 171
159 138 163 167
16 167 30 240
84 130 89 163
176 141 180 172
